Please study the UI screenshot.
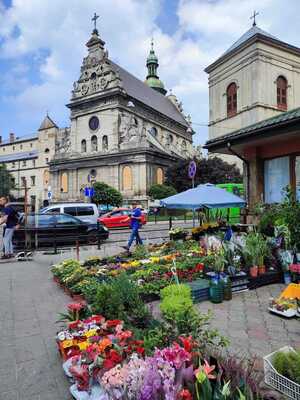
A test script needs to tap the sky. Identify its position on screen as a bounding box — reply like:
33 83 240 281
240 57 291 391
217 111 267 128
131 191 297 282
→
0 0 300 145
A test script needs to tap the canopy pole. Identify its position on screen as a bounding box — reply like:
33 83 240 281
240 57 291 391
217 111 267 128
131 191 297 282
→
192 208 195 227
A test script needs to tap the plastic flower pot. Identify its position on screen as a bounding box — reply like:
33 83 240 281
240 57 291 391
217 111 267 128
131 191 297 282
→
250 265 258 278
258 265 266 275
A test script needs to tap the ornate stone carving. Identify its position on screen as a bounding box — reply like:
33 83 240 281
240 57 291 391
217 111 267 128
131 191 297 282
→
55 129 71 154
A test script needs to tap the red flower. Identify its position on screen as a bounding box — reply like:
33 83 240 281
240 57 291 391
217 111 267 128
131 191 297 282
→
179 336 194 353
68 302 85 312
103 349 122 370
68 320 81 330
83 315 104 324
136 346 145 355
178 389 192 400
195 263 204 271
106 319 122 328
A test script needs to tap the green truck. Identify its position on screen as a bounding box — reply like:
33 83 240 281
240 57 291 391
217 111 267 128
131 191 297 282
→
214 183 244 223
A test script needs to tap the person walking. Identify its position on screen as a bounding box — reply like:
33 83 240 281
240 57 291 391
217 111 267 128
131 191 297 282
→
123 202 143 251
0 197 19 259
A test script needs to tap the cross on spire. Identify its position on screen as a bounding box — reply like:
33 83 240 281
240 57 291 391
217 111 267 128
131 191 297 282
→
250 10 259 27
92 12 99 31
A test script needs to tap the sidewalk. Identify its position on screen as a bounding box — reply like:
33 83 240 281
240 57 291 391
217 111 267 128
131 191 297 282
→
0 257 71 400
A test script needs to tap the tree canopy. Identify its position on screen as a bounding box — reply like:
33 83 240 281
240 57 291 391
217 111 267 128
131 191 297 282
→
92 182 123 206
0 164 14 197
166 156 242 193
148 184 177 200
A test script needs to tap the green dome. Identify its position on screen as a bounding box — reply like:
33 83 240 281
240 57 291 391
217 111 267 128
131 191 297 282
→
145 77 167 95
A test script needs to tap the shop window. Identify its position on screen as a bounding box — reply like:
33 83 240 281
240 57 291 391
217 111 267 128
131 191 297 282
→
102 135 108 151
81 139 87 153
156 167 164 185
227 82 237 117
61 172 68 193
91 135 98 151
122 166 132 191
277 76 287 110
264 156 290 203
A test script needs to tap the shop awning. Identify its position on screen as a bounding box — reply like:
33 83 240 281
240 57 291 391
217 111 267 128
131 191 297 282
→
160 183 246 210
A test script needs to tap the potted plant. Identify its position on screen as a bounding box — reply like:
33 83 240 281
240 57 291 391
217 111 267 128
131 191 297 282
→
257 235 270 275
244 232 261 278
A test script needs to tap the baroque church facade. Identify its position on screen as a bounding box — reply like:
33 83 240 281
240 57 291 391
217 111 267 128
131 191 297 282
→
50 25 194 205
205 17 300 167
0 22 194 208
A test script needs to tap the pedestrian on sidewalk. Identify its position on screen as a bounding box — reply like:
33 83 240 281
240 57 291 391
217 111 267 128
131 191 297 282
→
0 196 20 259
123 202 143 251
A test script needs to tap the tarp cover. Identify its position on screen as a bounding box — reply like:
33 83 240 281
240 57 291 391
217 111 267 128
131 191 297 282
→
160 183 246 210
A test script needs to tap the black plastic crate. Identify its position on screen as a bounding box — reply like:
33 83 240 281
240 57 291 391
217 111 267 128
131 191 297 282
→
187 279 210 303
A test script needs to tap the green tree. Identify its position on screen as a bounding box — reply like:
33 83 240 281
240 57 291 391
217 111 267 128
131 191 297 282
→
166 156 242 192
92 181 122 206
148 184 177 200
0 164 14 197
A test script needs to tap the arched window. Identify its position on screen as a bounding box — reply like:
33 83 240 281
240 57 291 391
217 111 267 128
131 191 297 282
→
81 139 87 153
43 170 49 187
277 76 287 110
91 135 98 151
167 134 174 146
227 82 237 117
102 135 108 151
61 172 68 193
156 167 164 185
122 166 133 191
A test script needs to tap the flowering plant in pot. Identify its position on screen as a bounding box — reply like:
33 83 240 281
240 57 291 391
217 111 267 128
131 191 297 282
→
244 233 261 278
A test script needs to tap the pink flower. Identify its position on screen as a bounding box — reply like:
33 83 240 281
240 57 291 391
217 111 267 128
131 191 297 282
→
154 343 191 370
68 302 85 312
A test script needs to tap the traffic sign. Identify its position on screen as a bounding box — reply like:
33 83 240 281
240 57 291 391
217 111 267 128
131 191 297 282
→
188 161 197 179
84 187 94 197
47 191 52 200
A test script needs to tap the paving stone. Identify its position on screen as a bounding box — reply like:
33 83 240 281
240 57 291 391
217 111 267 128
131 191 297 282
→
0 391 19 400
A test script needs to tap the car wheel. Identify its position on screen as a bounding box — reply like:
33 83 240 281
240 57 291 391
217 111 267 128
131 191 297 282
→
87 231 98 245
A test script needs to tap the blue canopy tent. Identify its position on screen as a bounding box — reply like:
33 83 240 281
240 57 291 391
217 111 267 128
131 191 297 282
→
160 183 246 227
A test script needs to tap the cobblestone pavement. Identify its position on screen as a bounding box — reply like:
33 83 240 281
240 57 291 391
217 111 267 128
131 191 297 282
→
196 284 300 366
0 257 71 400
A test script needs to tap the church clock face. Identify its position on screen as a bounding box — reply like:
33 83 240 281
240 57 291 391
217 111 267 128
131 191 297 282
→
89 116 99 131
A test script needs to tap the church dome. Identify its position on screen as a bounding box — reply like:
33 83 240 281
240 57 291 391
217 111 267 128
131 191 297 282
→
145 39 167 95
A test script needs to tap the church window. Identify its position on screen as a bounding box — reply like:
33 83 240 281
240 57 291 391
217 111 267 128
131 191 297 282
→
91 72 97 80
89 116 99 131
122 166 133 191
43 170 49 186
91 135 98 151
45 148 49 153
156 167 164 185
102 135 108 151
277 76 287 110
61 172 68 193
81 139 87 153
227 82 237 117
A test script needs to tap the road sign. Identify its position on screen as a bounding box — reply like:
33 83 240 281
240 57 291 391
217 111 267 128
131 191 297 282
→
47 191 52 200
84 187 94 197
188 161 197 179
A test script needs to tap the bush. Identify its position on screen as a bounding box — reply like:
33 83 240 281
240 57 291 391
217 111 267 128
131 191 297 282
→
90 274 152 329
160 284 191 299
92 181 122 207
148 184 177 200
273 349 300 384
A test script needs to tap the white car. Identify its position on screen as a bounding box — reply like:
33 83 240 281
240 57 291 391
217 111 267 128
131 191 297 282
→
40 203 99 224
